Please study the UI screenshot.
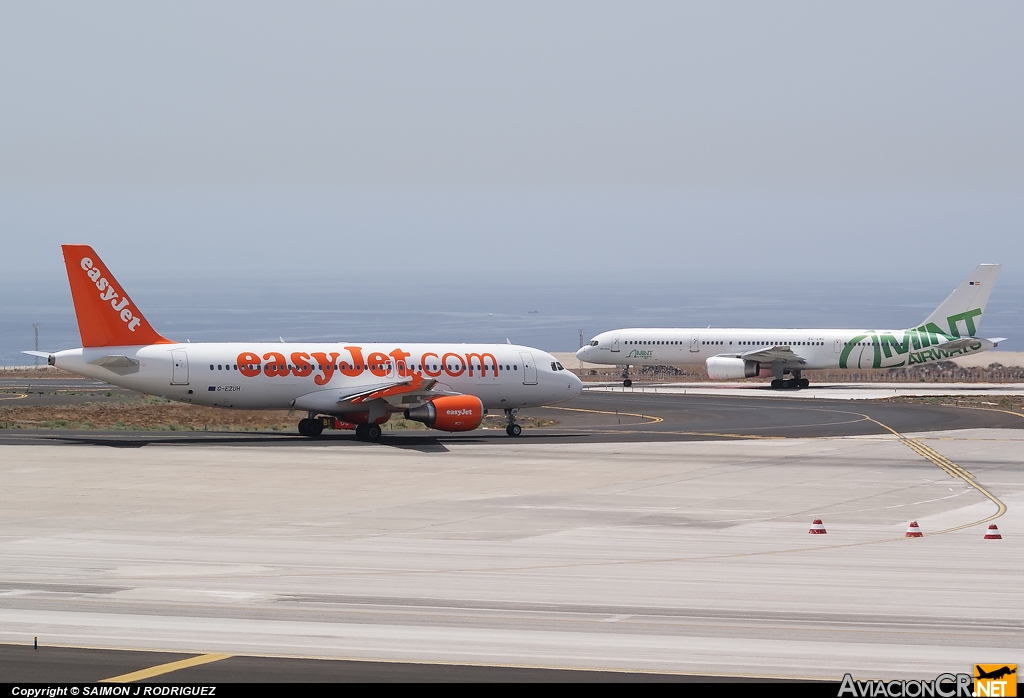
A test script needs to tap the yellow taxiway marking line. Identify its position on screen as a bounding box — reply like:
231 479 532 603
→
542 405 663 424
858 414 1006 533
0 393 28 400
100 653 232 683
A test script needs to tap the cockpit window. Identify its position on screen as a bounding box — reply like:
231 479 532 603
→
589 340 598 346
555 362 564 370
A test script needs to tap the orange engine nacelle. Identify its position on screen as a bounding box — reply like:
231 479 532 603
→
404 395 484 432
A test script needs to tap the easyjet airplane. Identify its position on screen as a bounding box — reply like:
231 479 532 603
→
577 264 1006 389
26 245 583 439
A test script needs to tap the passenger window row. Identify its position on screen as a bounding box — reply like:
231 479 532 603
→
625 340 684 345
738 341 824 346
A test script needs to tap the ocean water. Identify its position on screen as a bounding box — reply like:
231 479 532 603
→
2 277 1021 365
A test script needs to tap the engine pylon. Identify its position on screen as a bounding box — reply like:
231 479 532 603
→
808 519 827 534
905 521 923 538
983 524 1002 540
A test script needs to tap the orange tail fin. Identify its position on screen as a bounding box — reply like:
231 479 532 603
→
62 245 173 347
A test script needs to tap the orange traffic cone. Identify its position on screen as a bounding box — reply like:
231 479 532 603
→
905 521 923 538
808 519 827 534
983 524 1002 540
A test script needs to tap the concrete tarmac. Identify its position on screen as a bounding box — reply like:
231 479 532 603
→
0 393 1021 682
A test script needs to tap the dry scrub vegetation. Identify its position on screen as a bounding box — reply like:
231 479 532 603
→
0 395 555 432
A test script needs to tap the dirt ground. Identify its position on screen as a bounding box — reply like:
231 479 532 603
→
0 396 556 432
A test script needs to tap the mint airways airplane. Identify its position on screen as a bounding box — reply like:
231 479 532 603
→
576 264 1006 389
25 245 583 439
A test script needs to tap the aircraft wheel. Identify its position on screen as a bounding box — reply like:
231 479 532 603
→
297 418 310 436
798 378 810 389
307 419 323 437
365 424 382 440
623 379 632 387
506 424 522 437
354 424 367 439
770 379 782 389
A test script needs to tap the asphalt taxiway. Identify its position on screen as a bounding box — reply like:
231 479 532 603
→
0 389 1022 682
1 389 1022 448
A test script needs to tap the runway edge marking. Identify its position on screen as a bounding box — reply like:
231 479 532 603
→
100 652 232 683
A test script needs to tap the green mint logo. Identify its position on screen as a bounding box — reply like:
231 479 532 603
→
839 309 984 369
945 308 982 338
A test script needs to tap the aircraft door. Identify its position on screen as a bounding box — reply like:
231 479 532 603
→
611 334 620 352
834 339 842 353
519 351 538 385
170 349 189 385
690 334 700 352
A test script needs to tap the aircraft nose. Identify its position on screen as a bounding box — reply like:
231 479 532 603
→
575 346 587 360
568 371 583 397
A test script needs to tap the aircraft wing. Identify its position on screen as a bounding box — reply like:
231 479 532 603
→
347 372 460 406
738 346 807 365
291 373 458 413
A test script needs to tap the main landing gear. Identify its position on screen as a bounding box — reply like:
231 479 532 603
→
620 365 632 388
297 416 323 437
298 415 382 440
770 369 809 390
770 378 810 389
354 423 382 441
504 408 522 437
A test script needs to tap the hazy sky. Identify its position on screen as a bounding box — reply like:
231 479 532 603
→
2 1 1023 283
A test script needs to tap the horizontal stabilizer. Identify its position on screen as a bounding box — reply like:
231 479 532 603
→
88 354 141 375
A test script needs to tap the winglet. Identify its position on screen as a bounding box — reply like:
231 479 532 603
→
62 245 173 347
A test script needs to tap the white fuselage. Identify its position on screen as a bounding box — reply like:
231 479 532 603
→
53 342 582 412
576 327 997 372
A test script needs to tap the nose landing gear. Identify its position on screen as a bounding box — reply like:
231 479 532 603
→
504 408 522 436
620 365 632 387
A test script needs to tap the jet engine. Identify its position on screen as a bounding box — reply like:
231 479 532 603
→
705 356 759 380
404 395 484 432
